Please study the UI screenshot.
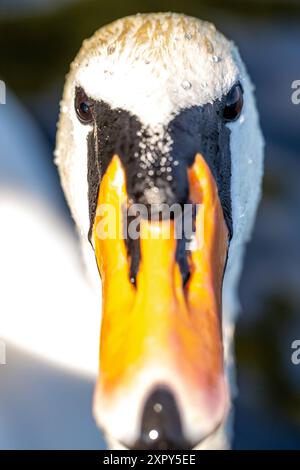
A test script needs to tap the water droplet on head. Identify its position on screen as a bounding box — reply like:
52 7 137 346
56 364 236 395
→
181 80 192 90
107 45 115 55
204 36 214 54
211 55 221 63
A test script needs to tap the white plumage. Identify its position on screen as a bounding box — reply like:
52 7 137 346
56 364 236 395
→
55 13 264 448
1 12 264 450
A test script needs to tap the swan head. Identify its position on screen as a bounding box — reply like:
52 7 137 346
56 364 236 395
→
55 13 264 450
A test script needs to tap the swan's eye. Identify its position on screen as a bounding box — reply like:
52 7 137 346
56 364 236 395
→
75 88 94 124
223 83 244 122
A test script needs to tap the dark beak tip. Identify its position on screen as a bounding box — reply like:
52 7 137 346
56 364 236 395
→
129 386 194 450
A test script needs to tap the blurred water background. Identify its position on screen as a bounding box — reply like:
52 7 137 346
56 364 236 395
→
0 0 299 449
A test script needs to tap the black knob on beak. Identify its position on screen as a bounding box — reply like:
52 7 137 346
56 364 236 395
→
131 386 193 450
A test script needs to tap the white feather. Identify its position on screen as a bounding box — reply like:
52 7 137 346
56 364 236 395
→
54 12 264 448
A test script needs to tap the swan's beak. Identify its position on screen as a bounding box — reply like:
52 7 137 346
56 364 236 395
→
92 153 229 449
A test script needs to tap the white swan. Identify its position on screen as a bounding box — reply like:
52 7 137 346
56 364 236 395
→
1 12 264 450
0 89 105 449
55 12 264 450
0 89 100 377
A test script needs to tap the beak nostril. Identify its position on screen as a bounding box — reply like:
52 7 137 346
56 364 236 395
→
130 386 193 450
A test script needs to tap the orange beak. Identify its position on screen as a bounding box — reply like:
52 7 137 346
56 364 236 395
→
92 153 229 448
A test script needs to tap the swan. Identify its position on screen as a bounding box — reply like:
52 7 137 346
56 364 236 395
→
0 88 104 449
0 88 100 377
55 12 264 450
